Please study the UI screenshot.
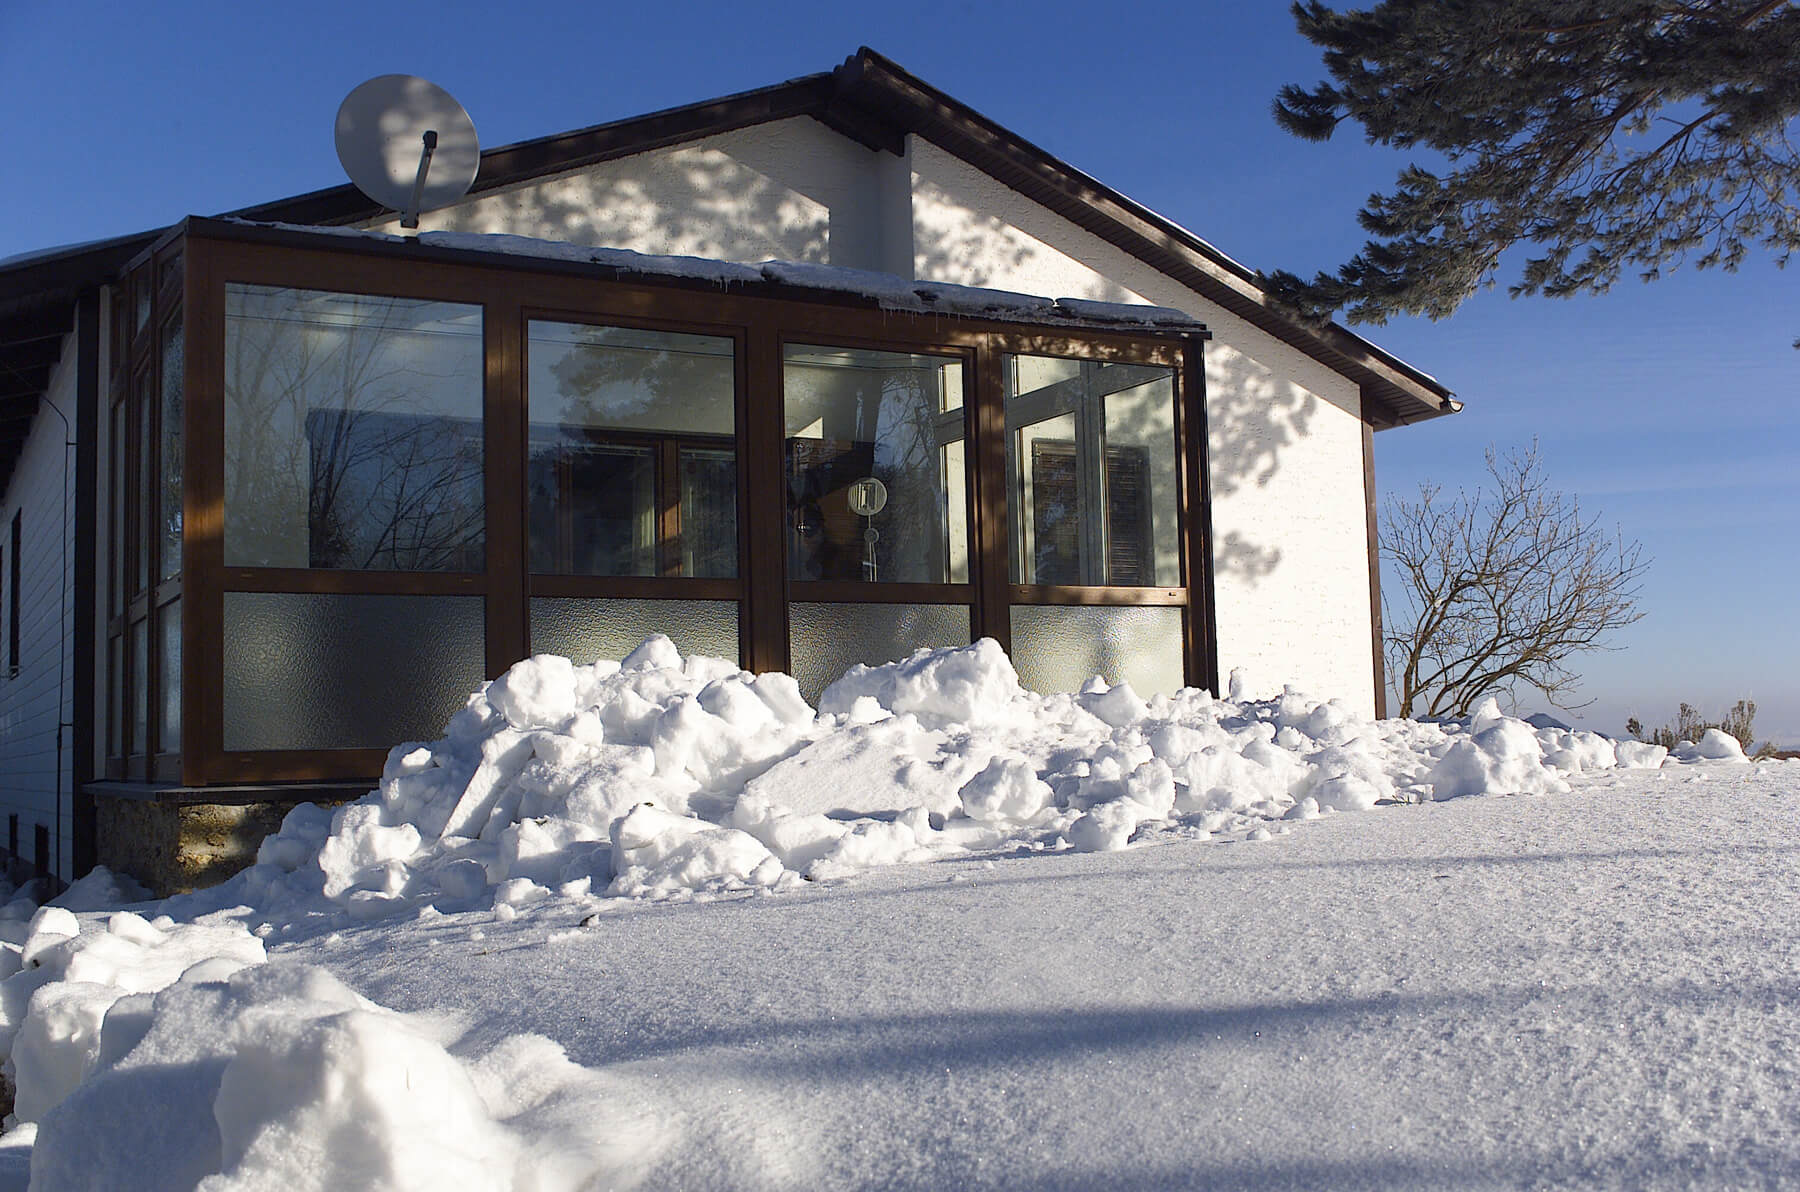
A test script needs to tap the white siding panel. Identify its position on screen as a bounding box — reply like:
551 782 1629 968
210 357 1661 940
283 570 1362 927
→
0 338 79 880
908 141 1377 715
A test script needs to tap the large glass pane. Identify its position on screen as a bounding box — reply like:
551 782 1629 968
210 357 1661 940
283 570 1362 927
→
1006 356 1180 586
224 285 484 572
529 598 739 666
1013 410 1079 585
159 314 183 580
158 601 180 750
784 345 967 584
788 601 971 706
1009 604 1185 697
1103 375 1181 585
528 323 736 578
223 593 484 751
680 447 738 577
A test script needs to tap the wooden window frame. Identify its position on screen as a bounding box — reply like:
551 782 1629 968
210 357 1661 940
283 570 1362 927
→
104 244 186 783
175 225 1215 786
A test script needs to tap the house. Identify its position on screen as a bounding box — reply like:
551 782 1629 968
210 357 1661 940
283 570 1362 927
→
0 49 1457 894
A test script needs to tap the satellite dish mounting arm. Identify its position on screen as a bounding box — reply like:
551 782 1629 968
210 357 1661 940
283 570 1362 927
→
401 130 438 229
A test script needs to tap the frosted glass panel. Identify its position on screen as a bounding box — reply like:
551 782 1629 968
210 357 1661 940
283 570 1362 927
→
789 602 970 706
224 285 484 571
530 598 738 666
223 593 484 751
1009 605 1186 698
158 602 180 749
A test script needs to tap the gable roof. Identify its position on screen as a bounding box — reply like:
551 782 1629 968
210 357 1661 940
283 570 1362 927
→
0 49 1455 491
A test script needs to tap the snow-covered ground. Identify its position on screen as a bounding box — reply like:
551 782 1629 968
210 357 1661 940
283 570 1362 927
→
1 641 1795 1190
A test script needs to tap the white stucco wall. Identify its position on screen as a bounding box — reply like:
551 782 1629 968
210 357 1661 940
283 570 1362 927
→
370 118 1381 715
0 335 80 881
368 118 915 275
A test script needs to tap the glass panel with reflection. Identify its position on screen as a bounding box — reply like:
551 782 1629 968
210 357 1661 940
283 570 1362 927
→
783 345 967 584
528 322 737 578
1005 356 1179 587
224 285 485 572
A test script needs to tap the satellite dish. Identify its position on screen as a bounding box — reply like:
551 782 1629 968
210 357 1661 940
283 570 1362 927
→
335 75 480 229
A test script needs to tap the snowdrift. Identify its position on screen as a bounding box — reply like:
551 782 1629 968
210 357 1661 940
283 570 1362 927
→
230 636 1693 915
0 638 1753 1188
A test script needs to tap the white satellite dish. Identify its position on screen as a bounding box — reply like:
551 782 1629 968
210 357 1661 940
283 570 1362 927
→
335 75 480 229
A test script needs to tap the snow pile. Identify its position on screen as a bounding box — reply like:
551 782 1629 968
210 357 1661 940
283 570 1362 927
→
1671 727 1749 763
0 906 266 1123
22 960 661 1191
0 911 662 1190
222 638 1743 918
0 639 1774 1189
45 866 150 913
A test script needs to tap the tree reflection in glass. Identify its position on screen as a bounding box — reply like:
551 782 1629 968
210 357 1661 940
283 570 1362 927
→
224 285 485 572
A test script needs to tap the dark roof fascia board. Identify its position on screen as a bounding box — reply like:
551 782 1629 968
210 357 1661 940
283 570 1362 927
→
226 73 851 230
182 217 1209 343
831 49 1456 427
0 231 160 319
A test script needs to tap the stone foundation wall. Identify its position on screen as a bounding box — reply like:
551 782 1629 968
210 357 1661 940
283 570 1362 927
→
95 797 346 898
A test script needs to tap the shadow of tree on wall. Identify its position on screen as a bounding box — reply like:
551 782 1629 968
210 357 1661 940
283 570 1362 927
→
1203 346 1321 583
413 144 834 266
910 175 1138 302
912 188 1072 295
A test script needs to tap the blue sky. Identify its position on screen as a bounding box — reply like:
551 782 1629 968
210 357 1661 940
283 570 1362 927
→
4 0 1794 742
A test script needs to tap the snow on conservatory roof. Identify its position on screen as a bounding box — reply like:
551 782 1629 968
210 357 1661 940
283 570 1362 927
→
216 218 1213 336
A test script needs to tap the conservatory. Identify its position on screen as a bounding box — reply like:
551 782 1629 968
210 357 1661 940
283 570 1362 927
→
112 218 1212 789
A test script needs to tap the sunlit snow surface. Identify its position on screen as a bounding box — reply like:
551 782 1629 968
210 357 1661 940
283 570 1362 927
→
2 640 1795 1190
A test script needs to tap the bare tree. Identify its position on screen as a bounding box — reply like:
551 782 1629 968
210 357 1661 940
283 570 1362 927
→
1385 444 1647 718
